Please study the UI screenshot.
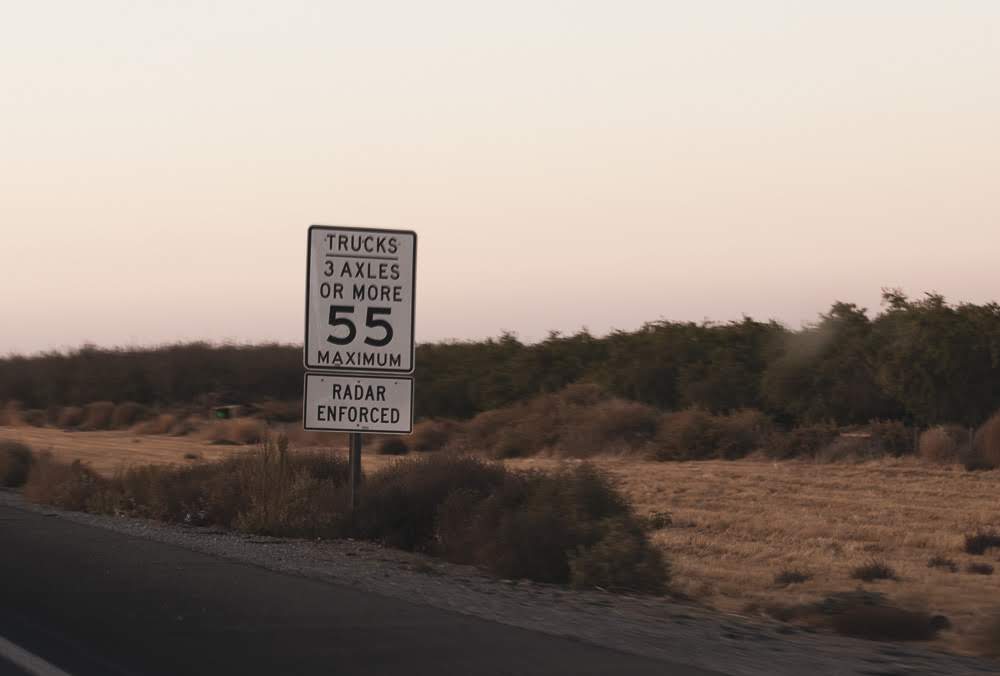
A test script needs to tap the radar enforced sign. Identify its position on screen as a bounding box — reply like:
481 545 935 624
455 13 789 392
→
305 225 416 373
303 373 413 434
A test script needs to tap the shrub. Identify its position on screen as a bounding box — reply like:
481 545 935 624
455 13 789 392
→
655 409 720 460
850 559 898 582
291 451 352 484
460 402 554 457
21 409 47 427
867 420 914 456
815 434 873 463
203 418 264 445
408 419 454 452
253 400 301 423
44 406 62 426
0 403 22 426
926 555 958 572
355 454 507 550
568 517 668 593
967 563 994 576
252 447 351 529
110 402 149 429
132 413 198 436
231 463 349 538
461 387 663 459
760 590 943 642
655 408 771 461
23 453 105 511
964 456 995 472
0 440 33 487
717 409 773 459
919 426 968 464
815 424 913 462
968 612 1000 657
558 382 606 406
814 589 887 614
831 605 939 642
360 456 667 592
376 437 409 455
971 411 1000 470
437 463 667 592
80 401 116 430
169 417 198 436
488 426 538 459
86 439 351 536
768 591 942 642
766 423 839 460
964 531 1000 555
466 475 592 582
56 406 85 429
18 446 668 593
562 399 660 455
465 407 523 450
774 569 812 585
133 413 179 435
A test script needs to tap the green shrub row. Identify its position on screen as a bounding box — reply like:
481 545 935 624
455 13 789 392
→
2 292 1000 429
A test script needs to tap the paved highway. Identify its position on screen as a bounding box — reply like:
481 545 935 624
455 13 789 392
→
0 501 723 676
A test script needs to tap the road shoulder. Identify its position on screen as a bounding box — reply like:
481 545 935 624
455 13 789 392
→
1 489 994 676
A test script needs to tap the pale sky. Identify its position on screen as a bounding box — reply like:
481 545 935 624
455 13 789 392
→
2 1 998 354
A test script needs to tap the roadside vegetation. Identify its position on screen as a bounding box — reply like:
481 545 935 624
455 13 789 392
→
6 383 1000 469
5 434 1000 655
3 290 1000 654
0 440 33 487
368 386 1000 470
3 291 1000 468
2 291 999 429
5 437 667 594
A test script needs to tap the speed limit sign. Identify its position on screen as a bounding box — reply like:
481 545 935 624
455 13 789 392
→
305 225 416 373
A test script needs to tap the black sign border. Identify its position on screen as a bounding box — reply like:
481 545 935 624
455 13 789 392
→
304 225 417 374
302 371 414 435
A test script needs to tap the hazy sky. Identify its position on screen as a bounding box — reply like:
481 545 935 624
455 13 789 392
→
3 1 998 353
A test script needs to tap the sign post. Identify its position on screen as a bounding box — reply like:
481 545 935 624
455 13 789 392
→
303 225 417 514
349 432 362 512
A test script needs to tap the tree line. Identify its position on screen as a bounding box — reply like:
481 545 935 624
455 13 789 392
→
2 291 998 428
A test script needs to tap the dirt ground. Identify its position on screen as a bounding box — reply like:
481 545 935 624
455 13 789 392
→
4 425 1000 654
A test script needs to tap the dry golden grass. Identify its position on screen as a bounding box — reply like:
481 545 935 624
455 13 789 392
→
0 425 237 475
0 424 362 476
507 455 1000 654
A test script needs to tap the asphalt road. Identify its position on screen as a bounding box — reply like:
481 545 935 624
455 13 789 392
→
0 502 723 676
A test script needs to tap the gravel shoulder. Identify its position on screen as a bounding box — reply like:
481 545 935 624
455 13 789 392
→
2 489 995 676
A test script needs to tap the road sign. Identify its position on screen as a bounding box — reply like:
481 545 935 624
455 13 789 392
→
305 225 416 373
303 372 414 434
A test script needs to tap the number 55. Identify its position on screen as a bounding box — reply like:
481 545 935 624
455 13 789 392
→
326 306 394 347
364 307 393 347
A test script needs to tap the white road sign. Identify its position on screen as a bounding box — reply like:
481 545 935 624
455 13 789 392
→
303 372 414 434
305 225 416 373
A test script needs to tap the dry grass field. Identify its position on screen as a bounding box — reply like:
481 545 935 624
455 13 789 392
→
4 425 999 653
510 455 1000 654
0 425 237 474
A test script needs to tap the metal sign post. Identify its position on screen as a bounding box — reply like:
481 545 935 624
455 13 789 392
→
349 432 362 512
303 225 417 516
